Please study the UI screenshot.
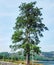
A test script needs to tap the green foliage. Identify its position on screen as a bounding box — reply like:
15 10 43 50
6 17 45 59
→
10 1 48 64
11 1 48 53
12 30 23 43
32 45 41 54
0 52 10 59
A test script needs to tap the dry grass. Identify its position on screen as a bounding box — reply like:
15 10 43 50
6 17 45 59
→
0 60 43 65
14 61 43 65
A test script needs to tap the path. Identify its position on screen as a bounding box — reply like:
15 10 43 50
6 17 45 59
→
0 61 18 65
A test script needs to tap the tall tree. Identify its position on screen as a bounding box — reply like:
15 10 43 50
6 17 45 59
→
10 1 48 65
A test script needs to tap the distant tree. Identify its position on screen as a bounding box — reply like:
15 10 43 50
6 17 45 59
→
10 1 48 65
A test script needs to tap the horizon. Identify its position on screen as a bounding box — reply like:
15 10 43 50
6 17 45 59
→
0 0 54 52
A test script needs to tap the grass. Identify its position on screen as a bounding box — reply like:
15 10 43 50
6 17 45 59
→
0 59 43 65
14 61 43 65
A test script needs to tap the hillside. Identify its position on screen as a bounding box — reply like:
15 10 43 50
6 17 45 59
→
41 51 54 60
0 51 54 61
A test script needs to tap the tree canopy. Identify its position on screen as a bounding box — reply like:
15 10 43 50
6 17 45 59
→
10 1 48 65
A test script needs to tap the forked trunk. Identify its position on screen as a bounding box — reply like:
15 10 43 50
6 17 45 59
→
26 52 30 65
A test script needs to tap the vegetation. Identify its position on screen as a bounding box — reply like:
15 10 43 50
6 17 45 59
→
0 51 54 62
10 1 48 65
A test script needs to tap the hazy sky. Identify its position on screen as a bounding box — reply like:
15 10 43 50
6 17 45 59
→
0 0 54 52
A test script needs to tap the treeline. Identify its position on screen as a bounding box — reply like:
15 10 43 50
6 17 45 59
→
0 52 25 61
0 52 54 61
0 52 10 59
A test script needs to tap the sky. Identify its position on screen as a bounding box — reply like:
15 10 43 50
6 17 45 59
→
0 0 54 52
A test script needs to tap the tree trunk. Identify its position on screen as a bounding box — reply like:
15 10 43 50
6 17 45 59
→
26 52 30 65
